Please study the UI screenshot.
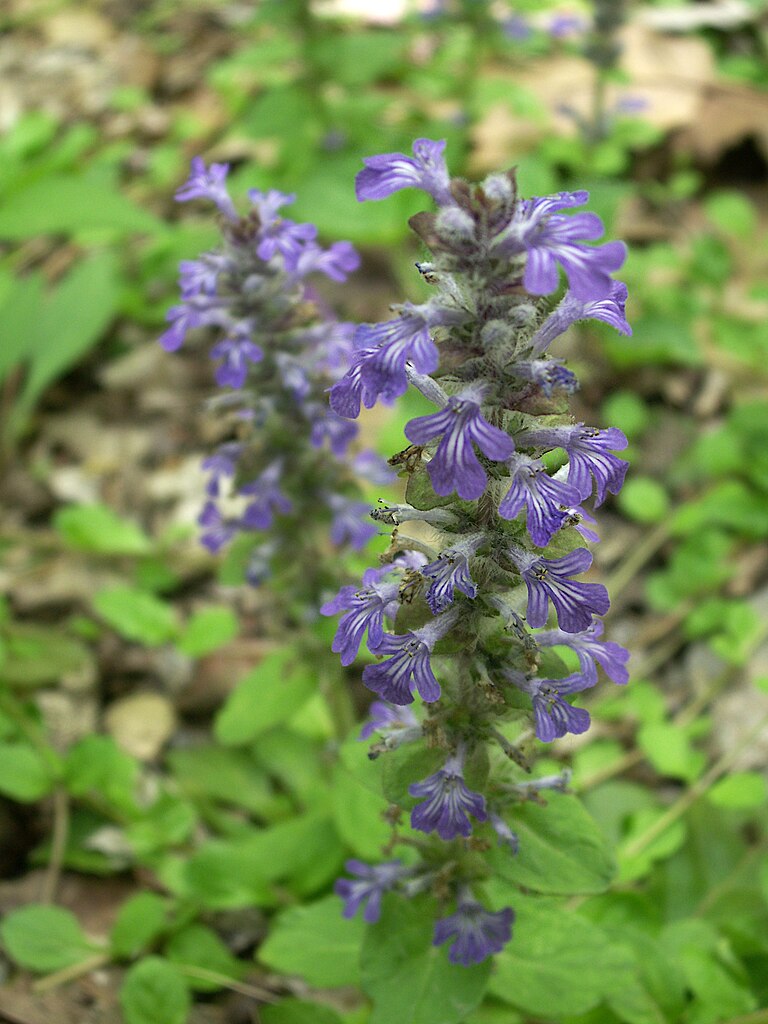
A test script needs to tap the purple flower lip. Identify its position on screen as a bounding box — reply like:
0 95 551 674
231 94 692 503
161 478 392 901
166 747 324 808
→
356 138 453 206
536 619 629 686
409 752 488 840
405 389 514 501
335 860 406 924
509 545 610 633
499 454 582 548
433 898 514 965
176 156 237 219
528 676 593 742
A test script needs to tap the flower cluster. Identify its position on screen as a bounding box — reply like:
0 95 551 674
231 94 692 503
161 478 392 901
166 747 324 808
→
327 139 630 965
162 158 388 600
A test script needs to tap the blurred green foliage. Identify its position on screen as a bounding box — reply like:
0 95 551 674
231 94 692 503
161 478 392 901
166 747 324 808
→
1 0 768 1022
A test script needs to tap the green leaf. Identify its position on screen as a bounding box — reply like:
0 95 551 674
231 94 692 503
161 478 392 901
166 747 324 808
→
0 742 54 801
126 793 197 857
360 898 490 1024
119 956 191 1024
1 904 97 972
707 772 768 810
54 504 153 556
176 606 238 657
704 190 756 239
165 923 245 992
111 893 169 959
0 271 44 383
0 168 162 238
660 920 756 1024
489 899 631 1018
15 253 120 424
64 735 139 815
0 624 92 689
166 744 288 819
182 812 341 909
92 585 179 645
261 1000 344 1024
601 392 651 440
214 649 315 744
637 722 706 783
178 839 274 910
619 478 669 524
259 896 363 988
618 807 687 882
380 743 444 806
291 152 424 245
487 796 615 895
333 738 391 859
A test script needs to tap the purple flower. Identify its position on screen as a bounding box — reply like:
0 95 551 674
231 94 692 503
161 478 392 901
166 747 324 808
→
560 504 601 544
530 280 631 355
239 463 292 529
295 241 360 282
198 501 237 553
359 700 418 741
257 219 318 270
275 353 311 401
508 546 610 633
201 443 241 497
524 214 626 302
497 191 626 302
421 534 483 613
526 675 593 742
159 302 207 352
351 301 461 407
549 13 585 38
405 389 514 501
321 578 400 666
176 157 237 219
247 187 294 224
327 495 378 550
362 612 455 704
409 752 488 839
211 335 264 388
335 860 405 923
490 814 519 853
179 256 225 298
537 619 629 686
499 455 582 547
517 425 629 506
328 346 381 419
434 899 514 966
245 541 276 587
356 138 452 206
502 14 532 40
309 410 358 456
512 358 579 396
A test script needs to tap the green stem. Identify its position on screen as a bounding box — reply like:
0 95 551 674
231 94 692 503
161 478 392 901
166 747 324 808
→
621 711 768 862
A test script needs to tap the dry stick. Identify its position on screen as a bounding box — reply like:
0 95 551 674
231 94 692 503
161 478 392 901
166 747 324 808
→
175 966 278 1003
723 1011 768 1024
621 710 768 863
40 787 70 905
577 620 768 793
33 953 110 993
605 520 672 604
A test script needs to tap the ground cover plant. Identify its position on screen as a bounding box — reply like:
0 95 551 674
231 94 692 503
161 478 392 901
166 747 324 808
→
0 1 768 1022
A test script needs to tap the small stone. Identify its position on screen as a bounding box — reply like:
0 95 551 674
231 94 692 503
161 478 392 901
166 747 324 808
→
104 692 177 761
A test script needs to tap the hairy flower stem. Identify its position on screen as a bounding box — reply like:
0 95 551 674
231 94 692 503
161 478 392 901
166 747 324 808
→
326 138 632 965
